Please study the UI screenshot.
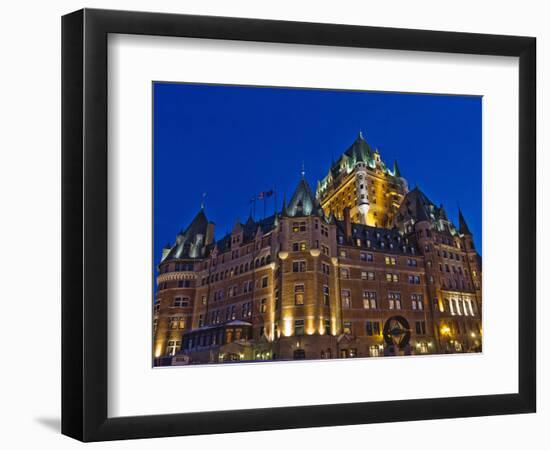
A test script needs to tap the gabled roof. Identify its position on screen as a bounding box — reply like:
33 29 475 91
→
215 214 278 253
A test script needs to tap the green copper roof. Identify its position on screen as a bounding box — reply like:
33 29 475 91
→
286 176 320 217
344 131 372 163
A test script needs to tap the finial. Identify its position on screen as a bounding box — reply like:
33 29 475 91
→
200 192 207 209
301 162 305 179
359 130 364 139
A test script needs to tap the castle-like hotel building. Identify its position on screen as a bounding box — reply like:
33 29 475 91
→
153 133 482 365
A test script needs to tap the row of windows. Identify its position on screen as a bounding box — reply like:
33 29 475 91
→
443 298 476 316
340 290 424 311
438 263 467 276
199 299 265 326
158 279 191 290
201 256 272 285
338 267 421 284
210 237 272 265
436 249 463 260
218 277 269 299
343 319 427 336
161 262 194 273
338 239 417 254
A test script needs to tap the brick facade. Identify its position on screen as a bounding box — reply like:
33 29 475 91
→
153 134 482 365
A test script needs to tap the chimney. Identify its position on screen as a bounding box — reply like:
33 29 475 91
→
205 222 215 246
343 207 352 242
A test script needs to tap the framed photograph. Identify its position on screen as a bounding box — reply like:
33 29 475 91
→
62 8 536 442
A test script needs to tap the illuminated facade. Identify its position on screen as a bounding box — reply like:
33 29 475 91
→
153 134 482 365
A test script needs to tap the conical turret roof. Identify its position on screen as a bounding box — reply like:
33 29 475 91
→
458 208 472 235
162 209 211 261
286 175 320 217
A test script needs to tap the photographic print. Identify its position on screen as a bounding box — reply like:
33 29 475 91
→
152 83 482 367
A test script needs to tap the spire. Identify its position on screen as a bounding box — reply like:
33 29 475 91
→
301 162 305 179
200 192 207 209
393 160 401 178
458 208 472 235
287 176 319 217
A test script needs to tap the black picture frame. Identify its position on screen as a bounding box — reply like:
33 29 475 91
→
61 8 536 442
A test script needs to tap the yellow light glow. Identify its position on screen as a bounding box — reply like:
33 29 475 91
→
440 325 451 336
154 344 162 358
470 332 476 338
283 318 293 337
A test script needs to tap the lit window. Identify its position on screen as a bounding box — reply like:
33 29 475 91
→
388 292 401 310
343 321 352 334
340 267 350 279
169 316 185 330
411 294 424 310
369 345 381 357
294 284 305 305
292 222 307 233
363 291 377 309
341 289 351 308
166 340 181 356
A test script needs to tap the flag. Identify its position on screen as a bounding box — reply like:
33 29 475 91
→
258 190 273 200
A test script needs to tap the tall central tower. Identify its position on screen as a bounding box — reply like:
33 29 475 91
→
316 132 408 228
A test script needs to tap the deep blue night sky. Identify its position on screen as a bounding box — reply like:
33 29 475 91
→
153 83 482 265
